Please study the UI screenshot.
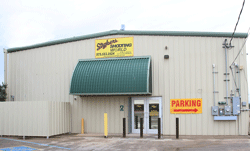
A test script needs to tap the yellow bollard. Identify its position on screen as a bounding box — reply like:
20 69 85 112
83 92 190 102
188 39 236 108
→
81 118 84 134
104 113 108 138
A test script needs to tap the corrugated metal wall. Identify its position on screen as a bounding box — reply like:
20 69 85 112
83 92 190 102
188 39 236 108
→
6 35 248 135
159 36 248 135
0 101 70 136
72 96 128 134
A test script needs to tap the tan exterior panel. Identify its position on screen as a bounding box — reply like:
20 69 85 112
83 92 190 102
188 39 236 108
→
6 35 249 135
0 101 70 137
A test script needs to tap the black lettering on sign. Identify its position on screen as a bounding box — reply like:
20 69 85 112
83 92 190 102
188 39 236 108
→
110 43 132 48
97 39 118 51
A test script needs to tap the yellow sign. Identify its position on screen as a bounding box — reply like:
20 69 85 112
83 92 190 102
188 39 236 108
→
150 110 159 116
170 98 202 114
95 37 134 58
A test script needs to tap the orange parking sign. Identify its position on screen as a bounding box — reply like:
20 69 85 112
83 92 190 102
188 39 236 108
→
170 98 202 114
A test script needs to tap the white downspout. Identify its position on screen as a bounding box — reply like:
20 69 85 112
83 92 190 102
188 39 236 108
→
3 49 8 100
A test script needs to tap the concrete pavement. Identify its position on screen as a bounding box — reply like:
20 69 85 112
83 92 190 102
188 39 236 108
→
1 134 250 151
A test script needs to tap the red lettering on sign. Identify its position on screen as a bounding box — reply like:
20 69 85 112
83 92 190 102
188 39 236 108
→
192 100 196 107
185 100 188 106
172 100 176 107
197 100 201 107
188 101 190 106
180 100 184 107
176 100 180 107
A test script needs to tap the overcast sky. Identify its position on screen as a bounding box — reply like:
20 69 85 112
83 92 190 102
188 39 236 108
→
0 0 249 100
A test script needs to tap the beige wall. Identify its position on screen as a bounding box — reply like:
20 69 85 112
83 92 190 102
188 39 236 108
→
6 35 249 135
71 96 128 134
0 101 70 137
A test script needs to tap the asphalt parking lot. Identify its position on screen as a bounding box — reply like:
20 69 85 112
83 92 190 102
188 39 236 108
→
1 134 250 151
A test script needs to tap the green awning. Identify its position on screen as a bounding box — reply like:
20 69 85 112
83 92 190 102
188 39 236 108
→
70 56 152 95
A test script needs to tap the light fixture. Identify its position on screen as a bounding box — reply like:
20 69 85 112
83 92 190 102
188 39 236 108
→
164 55 169 59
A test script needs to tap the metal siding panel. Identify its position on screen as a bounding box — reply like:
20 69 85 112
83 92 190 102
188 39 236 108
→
189 37 197 135
23 51 27 101
18 102 22 135
48 101 52 136
15 53 20 101
163 36 171 135
217 38 225 135
56 101 59 134
112 98 117 133
12 53 16 101
124 97 129 134
83 98 88 133
151 37 158 96
72 98 77 133
0 104 3 135
109 98 114 133
168 37 178 135
28 102 33 136
60 102 64 134
204 38 210 135
33 101 38 135
212 39 220 135
0 102 71 136
63 102 65 133
5 34 248 135
195 38 203 135
78 97 128 134
178 37 186 135
117 98 121 133
81 97 87 133
240 43 248 135
19 52 23 101
3 103 7 135
52 101 56 136
38 102 43 136
199 38 207 135
184 37 191 135
8 103 13 135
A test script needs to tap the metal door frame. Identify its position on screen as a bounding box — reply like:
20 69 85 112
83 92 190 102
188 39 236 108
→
131 97 162 134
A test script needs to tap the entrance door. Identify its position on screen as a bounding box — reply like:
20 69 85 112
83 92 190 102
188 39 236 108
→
132 97 162 134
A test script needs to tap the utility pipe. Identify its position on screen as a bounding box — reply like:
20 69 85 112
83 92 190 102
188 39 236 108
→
3 49 7 85
223 39 229 105
212 64 216 106
225 45 229 105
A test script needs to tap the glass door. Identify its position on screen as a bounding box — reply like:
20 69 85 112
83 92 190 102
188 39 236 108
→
147 98 161 134
132 98 146 133
132 97 162 134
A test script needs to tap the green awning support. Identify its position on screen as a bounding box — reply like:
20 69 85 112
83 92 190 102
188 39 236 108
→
70 56 152 95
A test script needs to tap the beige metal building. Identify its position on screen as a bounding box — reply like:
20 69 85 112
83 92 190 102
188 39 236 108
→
2 30 249 136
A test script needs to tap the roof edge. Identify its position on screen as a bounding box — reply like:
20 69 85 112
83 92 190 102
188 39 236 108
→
7 30 248 53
